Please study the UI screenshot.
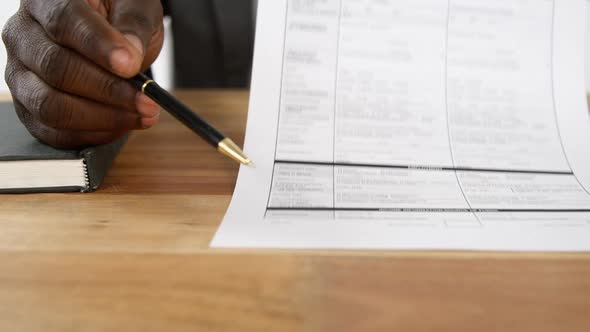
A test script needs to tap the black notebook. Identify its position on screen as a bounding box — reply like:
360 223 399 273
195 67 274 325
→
0 102 127 193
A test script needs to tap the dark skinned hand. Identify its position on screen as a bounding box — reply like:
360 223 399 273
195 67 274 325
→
2 0 164 149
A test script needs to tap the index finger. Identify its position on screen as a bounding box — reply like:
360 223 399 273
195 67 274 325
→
23 0 143 78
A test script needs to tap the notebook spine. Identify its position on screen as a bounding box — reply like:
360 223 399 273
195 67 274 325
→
79 135 129 193
81 159 91 193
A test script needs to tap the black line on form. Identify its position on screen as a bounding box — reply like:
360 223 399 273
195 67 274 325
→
273 160 573 176
266 207 590 213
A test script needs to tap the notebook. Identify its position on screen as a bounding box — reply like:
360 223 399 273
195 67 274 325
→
0 102 127 193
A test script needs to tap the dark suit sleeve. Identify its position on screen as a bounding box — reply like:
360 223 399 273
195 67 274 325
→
166 0 254 88
161 0 170 16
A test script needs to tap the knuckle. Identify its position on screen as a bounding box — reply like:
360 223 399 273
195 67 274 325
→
4 61 19 89
12 86 74 149
99 77 126 102
13 99 34 126
1 14 20 50
13 101 58 148
30 125 56 147
130 12 154 30
37 43 68 87
29 85 55 125
70 22 101 56
43 1 73 40
26 122 54 146
34 127 73 150
118 9 157 31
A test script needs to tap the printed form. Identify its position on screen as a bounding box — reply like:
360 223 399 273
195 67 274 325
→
212 0 590 250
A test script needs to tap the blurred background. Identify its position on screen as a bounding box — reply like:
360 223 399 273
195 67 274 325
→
0 0 587 93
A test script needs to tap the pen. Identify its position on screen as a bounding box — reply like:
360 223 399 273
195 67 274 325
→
130 73 253 167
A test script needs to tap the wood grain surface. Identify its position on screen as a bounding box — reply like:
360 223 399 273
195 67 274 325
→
0 90 589 332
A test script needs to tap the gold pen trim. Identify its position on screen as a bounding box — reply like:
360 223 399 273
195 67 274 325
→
141 80 155 94
217 138 253 167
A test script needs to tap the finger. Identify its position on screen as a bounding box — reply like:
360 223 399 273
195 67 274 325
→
109 0 165 70
3 13 159 117
23 0 143 78
14 99 126 149
6 59 148 132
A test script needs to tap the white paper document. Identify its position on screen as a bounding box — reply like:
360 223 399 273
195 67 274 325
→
211 0 590 251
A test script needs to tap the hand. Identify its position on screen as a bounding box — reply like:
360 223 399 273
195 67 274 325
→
2 0 164 148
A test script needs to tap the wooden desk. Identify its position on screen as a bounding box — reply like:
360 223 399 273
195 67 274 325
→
1 90 589 332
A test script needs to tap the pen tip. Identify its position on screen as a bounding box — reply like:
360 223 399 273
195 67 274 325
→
245 160 256 168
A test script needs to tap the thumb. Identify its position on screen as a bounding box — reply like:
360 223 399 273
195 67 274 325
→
109 0 164 77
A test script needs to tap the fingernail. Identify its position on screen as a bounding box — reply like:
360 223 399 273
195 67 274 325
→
141 113 160 129
124 34 144 56
136 93 160 117
110 48 133 72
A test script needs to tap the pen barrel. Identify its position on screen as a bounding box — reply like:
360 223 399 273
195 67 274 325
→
131 74 225 147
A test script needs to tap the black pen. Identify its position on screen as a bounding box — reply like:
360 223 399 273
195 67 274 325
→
130 73 253 167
